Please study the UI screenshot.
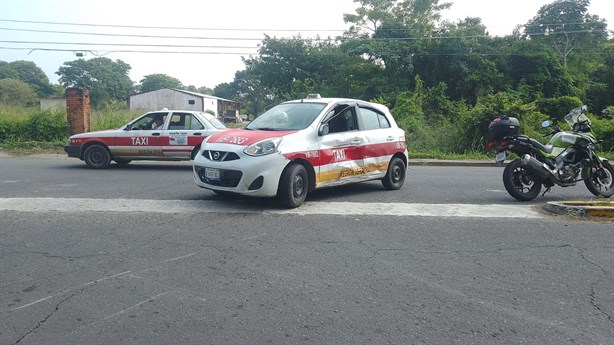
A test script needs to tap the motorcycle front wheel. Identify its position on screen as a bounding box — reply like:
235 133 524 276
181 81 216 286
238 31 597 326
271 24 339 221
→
503 159 542 201
584 161 614 198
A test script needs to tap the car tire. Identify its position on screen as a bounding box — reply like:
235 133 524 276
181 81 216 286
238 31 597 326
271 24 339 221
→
382 156 406 190
278 163 308 208
83 144 111 169
191 146 201 160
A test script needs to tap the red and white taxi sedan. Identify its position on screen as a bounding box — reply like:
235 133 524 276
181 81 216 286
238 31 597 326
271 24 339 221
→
193 95 408 208
65 110 228 168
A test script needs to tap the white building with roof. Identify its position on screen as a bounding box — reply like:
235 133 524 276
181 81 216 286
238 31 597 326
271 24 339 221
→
128 88 239 118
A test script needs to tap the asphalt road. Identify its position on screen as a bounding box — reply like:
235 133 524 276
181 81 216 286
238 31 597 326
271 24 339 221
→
1 155 613 345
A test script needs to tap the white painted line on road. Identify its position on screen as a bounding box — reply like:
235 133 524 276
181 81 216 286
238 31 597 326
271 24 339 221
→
0 197 543 218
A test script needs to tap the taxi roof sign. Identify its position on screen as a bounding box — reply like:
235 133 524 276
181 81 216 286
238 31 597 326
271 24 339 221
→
305 93 321 99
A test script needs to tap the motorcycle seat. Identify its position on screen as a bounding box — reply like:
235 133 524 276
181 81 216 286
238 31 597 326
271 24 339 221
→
529 138 553 154
515 135 553 154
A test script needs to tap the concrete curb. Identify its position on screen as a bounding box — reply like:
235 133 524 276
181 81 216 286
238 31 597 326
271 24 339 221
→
545 201 614 218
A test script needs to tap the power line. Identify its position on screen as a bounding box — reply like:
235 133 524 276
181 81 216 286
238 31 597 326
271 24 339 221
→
0 40 258 50
0 19 345 33
0 18 607 33
0 47 256 56
0 26 605 42
0 27 267 41
1 45 606 58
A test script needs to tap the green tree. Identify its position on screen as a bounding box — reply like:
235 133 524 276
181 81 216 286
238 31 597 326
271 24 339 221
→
0 78 39 107
586 42 614 113
196 86 214 95
242 36 386 106
0 61 19 79
138 73 183 92
411 17 500 104
216 69 275 117
56 57 134 107
503 40 574 100
341 0 452 99
524 0 608 68
0 60 54 97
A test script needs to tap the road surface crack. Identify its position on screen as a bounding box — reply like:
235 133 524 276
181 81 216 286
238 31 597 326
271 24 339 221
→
13 292 78 344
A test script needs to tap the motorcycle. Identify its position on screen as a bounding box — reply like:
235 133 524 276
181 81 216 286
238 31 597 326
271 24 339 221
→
488 105 614 201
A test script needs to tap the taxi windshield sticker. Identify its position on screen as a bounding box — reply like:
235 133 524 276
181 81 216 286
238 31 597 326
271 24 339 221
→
169 132 188 145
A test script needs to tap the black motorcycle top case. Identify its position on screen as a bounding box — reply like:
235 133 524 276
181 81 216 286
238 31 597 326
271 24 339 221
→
488 116 520 141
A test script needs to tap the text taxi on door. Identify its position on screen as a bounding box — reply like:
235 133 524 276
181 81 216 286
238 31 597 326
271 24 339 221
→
193 94 408 208
64 110 228 168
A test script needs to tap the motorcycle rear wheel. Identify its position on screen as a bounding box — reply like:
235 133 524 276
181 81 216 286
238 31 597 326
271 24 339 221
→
584 161 614 198
503 159 542 201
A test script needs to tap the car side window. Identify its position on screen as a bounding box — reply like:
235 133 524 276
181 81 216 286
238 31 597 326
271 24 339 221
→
359 107 390 130
327 105 358 134
168 113 205 130
131 113 167 130
188 115 205 130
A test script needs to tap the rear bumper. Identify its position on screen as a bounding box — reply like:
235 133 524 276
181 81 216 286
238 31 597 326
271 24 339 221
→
64 145 82 159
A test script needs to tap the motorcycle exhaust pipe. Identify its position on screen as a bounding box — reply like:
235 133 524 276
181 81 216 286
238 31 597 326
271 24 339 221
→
520 154 557 180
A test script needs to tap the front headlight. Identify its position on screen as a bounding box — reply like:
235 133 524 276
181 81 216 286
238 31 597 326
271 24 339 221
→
244 137 282 156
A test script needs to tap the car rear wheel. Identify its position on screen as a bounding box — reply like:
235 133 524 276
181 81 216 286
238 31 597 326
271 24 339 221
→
83 144 111 169
278 163 308 208
382 156 406 190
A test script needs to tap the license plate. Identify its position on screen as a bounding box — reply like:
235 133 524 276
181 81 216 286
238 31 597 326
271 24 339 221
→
495 151 506 163
205 168 220 180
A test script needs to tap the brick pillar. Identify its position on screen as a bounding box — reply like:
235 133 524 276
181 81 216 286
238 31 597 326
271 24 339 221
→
66 87 90 135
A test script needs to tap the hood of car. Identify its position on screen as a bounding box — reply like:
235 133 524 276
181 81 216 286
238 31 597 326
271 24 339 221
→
206 129 298 147
69 129 119 138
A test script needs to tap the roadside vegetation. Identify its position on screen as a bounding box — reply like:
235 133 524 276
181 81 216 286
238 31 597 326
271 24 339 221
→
1 102 612 160
1 0 613 159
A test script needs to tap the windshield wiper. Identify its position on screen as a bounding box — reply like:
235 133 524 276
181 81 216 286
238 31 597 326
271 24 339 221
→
251 127 281 131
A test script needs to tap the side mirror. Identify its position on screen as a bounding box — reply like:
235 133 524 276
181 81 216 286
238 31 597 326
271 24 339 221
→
319 123 330 136
581 105 587 112
124 124 133 131
541 120 550 128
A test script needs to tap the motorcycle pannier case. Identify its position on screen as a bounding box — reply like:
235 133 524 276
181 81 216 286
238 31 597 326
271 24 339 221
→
488 116 520 141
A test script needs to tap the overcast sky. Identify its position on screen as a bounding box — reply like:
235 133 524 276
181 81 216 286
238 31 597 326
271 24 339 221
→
1 0 612 89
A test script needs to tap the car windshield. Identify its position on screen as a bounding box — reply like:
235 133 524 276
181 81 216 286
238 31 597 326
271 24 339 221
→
202 113 227 129
245 103 326 131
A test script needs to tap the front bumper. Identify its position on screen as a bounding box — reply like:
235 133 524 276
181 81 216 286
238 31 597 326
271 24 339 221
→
64 145 82 159
193 150 289 197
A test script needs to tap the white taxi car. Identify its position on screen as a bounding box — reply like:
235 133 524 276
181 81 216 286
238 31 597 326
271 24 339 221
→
65 110 228 168
193 95 408 208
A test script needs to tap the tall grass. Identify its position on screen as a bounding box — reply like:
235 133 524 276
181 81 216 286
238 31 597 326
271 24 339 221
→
90 100 141 131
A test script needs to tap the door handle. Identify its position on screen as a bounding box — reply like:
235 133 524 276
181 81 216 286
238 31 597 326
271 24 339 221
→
152 133 161 136
350 139 362 145
193 133 202 136
386 136 394 141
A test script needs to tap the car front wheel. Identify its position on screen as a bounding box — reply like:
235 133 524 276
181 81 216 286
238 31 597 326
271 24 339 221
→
278 163 308 208
382 156 406 190
83 144 111 169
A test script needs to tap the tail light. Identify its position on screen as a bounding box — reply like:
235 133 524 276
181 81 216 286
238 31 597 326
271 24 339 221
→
487 140 508 149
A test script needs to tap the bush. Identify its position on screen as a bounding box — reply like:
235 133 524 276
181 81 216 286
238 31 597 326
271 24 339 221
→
590 115 614 154
0 109 67 144
536 96 583 122
0 78 38 107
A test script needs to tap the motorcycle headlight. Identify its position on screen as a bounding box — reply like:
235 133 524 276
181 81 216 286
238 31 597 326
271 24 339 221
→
244 137 282 156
